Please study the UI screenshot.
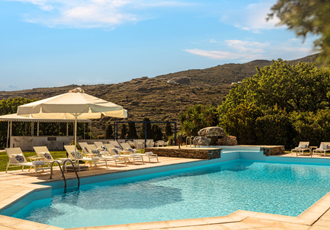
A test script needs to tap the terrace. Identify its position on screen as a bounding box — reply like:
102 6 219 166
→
0 148 330 230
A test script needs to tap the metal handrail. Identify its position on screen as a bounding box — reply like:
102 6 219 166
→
63 159 80 192
49 160 80 193
50 161 67 192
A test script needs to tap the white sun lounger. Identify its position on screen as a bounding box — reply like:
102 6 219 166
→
94 142 105 148
33 146 56 164
5 148 46 176
64 145 100 169
313 142 330 156
110 148 144 165
85 144 127 167
291 142 310 156
79 142 93 154
121 143 159 162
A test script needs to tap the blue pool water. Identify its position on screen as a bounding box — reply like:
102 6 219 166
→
13 160 330 228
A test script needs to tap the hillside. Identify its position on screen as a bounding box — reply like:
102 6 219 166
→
0 54 319 136
155 54 318 87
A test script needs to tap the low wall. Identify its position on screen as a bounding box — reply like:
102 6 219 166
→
260 146 285 156
145 147 221 160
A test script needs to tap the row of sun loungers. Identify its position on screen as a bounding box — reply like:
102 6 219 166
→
292 142 330 157
5 140 159 176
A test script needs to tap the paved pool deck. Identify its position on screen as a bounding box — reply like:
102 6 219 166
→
0 154 330 230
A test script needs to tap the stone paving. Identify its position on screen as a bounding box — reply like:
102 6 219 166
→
0 154 330 230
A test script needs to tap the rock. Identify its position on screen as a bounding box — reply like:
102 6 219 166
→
198 126 226 137
193 136 211 146
167 80 177 84
173 77 191 85
216 135 237 146
209 136 219 145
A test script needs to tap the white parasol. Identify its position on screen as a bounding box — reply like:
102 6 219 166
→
17 87 127 155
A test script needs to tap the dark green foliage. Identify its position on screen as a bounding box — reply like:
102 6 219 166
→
289 109 330 147
268 0 330 65
219 60 330 114
165 121 172 141
119 124 127 139
0 98 38 149
179 104 218 136
105 124 113 139
152 124 163 141
217 60 330 148
220 102 263 145
255 106 294 148
127 122 138 139
139 118 153 139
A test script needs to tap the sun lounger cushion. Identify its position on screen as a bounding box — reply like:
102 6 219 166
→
145 152 153 156
41 152 52 160
92 149 102 157
70 151 83 159
320 144 329 150
127 148 135 153
112 148 120 155
299 144 308 148
115 145 123 150
11 154 25 163
32 161 45 165
101 146 108 151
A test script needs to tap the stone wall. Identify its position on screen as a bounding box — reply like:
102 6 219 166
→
260 146 285 156
145 147 221 160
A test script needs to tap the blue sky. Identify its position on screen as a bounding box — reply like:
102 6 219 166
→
0 0 317 91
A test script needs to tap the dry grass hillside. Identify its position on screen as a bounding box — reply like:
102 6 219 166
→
0 54 318 136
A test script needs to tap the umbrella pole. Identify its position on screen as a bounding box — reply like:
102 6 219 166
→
74 114 80 171
6 121 9 148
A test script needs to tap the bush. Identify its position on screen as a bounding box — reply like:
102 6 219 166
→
290 110 330 147
220 102 262 145
255 107 294 148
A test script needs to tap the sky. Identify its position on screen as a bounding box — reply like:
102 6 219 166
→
0 0 317 91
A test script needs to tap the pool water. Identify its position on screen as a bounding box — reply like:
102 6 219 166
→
13 160 330 228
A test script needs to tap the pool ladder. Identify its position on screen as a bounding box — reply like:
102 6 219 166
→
50 159 80 193
186 136 195 147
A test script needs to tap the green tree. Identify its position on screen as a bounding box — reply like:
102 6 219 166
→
0 98 37 149
152 124 163 141
105 124 113 139
255 106 294 148
218 60 330 115
165 121 172 141
139 118 153 139
290 109 330 146
119 124 127 139
127 122 138 139
220 102 263 145
268 0 330 65
179 104 218 136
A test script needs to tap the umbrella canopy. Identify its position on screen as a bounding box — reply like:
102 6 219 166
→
0 113 91 123
16 87 127 158
17 88 127 119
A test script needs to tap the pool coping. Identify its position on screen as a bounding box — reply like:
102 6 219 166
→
1 155 330 229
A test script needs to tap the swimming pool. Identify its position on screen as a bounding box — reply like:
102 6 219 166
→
11 160 330 228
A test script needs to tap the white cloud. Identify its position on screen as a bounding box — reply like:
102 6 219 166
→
8 0 191 28
185 39 315 62
185 48 263 61
221 1 282 33
225 40 268 53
